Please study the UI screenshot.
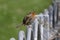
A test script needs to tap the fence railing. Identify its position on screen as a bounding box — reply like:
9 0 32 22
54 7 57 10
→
10 0 59 40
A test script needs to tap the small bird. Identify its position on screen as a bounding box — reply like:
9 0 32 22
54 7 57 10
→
16 11 36 28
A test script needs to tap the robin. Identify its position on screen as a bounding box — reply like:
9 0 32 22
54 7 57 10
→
16 11 36 28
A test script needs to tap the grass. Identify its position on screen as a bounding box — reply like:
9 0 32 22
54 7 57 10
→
0 0 52 40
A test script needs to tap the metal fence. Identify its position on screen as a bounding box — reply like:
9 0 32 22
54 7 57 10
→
10 0 60 40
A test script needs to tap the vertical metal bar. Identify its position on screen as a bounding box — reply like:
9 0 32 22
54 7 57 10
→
18 31 25 40
33 17 39 40
48 5 53 29
52 0 55 28
26 25 32 40
43 9 49 40
38 13 44 40
10 37 16 40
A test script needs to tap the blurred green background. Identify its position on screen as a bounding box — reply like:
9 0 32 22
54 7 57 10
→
0 0 52 40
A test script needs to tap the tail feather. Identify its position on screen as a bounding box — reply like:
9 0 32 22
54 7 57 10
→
16 23 23 28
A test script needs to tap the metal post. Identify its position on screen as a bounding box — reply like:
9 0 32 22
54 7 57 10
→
52 0 58 28
43 9 49 40
26 25 32 40
10 37 16 40
38 13 44 40
33 18 39 40
18 31 25 40
48 5 54 29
